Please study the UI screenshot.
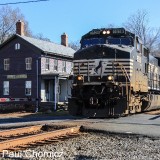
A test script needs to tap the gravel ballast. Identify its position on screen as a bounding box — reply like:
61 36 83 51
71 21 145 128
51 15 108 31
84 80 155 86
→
2 132 159 160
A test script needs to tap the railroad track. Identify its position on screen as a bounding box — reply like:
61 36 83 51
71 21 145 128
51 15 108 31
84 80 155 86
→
0 125 80 153
0 125 43 142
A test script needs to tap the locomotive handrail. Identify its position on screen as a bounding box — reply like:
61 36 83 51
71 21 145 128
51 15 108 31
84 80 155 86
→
112 61 131 111
111 61 131 82
87 61 90 82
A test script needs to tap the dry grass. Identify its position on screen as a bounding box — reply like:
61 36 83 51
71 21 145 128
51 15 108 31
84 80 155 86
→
0 112 35 118
0 110 70 118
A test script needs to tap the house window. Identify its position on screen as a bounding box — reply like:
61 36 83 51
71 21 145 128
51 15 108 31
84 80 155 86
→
15 43 20 50
45 58 50 70
25 81 32 96
54 59 58 71
145 63 148 73
25 57 32 70
4 59 10 70
3 81 9 95
144 48 148 57
62 61 66 72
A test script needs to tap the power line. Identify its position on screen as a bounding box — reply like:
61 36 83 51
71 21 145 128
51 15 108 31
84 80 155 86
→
0 0 49 5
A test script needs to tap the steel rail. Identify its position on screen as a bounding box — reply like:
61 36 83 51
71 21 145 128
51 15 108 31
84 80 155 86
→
0 125 42 137
0 126 80 151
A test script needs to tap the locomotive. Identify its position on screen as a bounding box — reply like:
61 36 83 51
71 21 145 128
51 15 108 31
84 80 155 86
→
68 28 160 117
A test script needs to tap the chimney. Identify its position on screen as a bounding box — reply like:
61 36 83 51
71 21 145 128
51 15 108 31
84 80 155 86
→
61 33 68 47
16 20 25 36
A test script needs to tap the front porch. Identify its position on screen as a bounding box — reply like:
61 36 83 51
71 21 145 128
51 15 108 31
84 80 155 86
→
40 101 68 111
40 73 71 110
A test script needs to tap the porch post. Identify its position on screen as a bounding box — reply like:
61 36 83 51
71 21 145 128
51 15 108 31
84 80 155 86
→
36 59 39 112
54 76 57 111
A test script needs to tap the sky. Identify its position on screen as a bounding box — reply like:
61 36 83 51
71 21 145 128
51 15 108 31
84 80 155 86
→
1 0 160 44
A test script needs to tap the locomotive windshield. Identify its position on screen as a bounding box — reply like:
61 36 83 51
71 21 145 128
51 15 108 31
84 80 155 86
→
81 37 133 48
81 28 135 48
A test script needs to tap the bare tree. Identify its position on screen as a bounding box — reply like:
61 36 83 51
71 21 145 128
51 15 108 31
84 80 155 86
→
69 41 80 51
34 33 51 42
0 6 32 44
123 10 160 54
106 24 116 28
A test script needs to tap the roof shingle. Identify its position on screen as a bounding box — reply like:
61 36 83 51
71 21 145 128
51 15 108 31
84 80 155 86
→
18 34 75 57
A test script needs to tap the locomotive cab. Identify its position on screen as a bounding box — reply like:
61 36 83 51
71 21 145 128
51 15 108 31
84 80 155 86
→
68 28 160 117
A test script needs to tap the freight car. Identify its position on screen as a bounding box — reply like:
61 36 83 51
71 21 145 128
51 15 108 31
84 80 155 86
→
68 28 160 117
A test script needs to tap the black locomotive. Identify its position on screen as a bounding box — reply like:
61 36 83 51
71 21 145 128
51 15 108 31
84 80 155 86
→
68 28 160 117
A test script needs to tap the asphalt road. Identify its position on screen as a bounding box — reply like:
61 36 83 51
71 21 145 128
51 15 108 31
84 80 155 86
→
0 113 160 137
0 115 76 129
79 113 160 138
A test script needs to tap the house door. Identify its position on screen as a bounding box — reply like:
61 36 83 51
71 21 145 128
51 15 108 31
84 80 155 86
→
44 80 54 102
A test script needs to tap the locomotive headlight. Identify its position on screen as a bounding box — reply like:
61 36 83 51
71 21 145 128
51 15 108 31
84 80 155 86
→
77 75 83 81
103 30 110 35
106 30 110 34
108 75 114 81
102 30 107 34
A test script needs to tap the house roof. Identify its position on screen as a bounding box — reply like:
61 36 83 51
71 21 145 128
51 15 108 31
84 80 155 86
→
19 34 75 57
0 34 75 58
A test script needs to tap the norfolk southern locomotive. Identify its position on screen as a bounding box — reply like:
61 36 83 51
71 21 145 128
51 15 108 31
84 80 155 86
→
68 28 160 117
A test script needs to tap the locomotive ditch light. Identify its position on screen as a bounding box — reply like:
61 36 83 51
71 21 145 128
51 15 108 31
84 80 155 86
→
108 75 114 81
77 75 83 81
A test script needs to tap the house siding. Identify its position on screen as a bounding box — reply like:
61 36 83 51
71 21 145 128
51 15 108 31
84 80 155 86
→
0 34 74 110
41 57 72 74
0 37 40 100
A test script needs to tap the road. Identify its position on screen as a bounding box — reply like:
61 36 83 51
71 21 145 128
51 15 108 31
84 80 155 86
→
0 112 160 137
78 113 160 137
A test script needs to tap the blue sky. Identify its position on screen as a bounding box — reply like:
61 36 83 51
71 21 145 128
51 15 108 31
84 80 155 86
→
1 0 160 44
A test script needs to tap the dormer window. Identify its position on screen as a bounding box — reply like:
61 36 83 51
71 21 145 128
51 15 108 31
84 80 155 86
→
15 43 20 50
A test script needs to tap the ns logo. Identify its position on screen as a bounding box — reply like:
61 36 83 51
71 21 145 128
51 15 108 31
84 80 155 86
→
90 60 107 77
